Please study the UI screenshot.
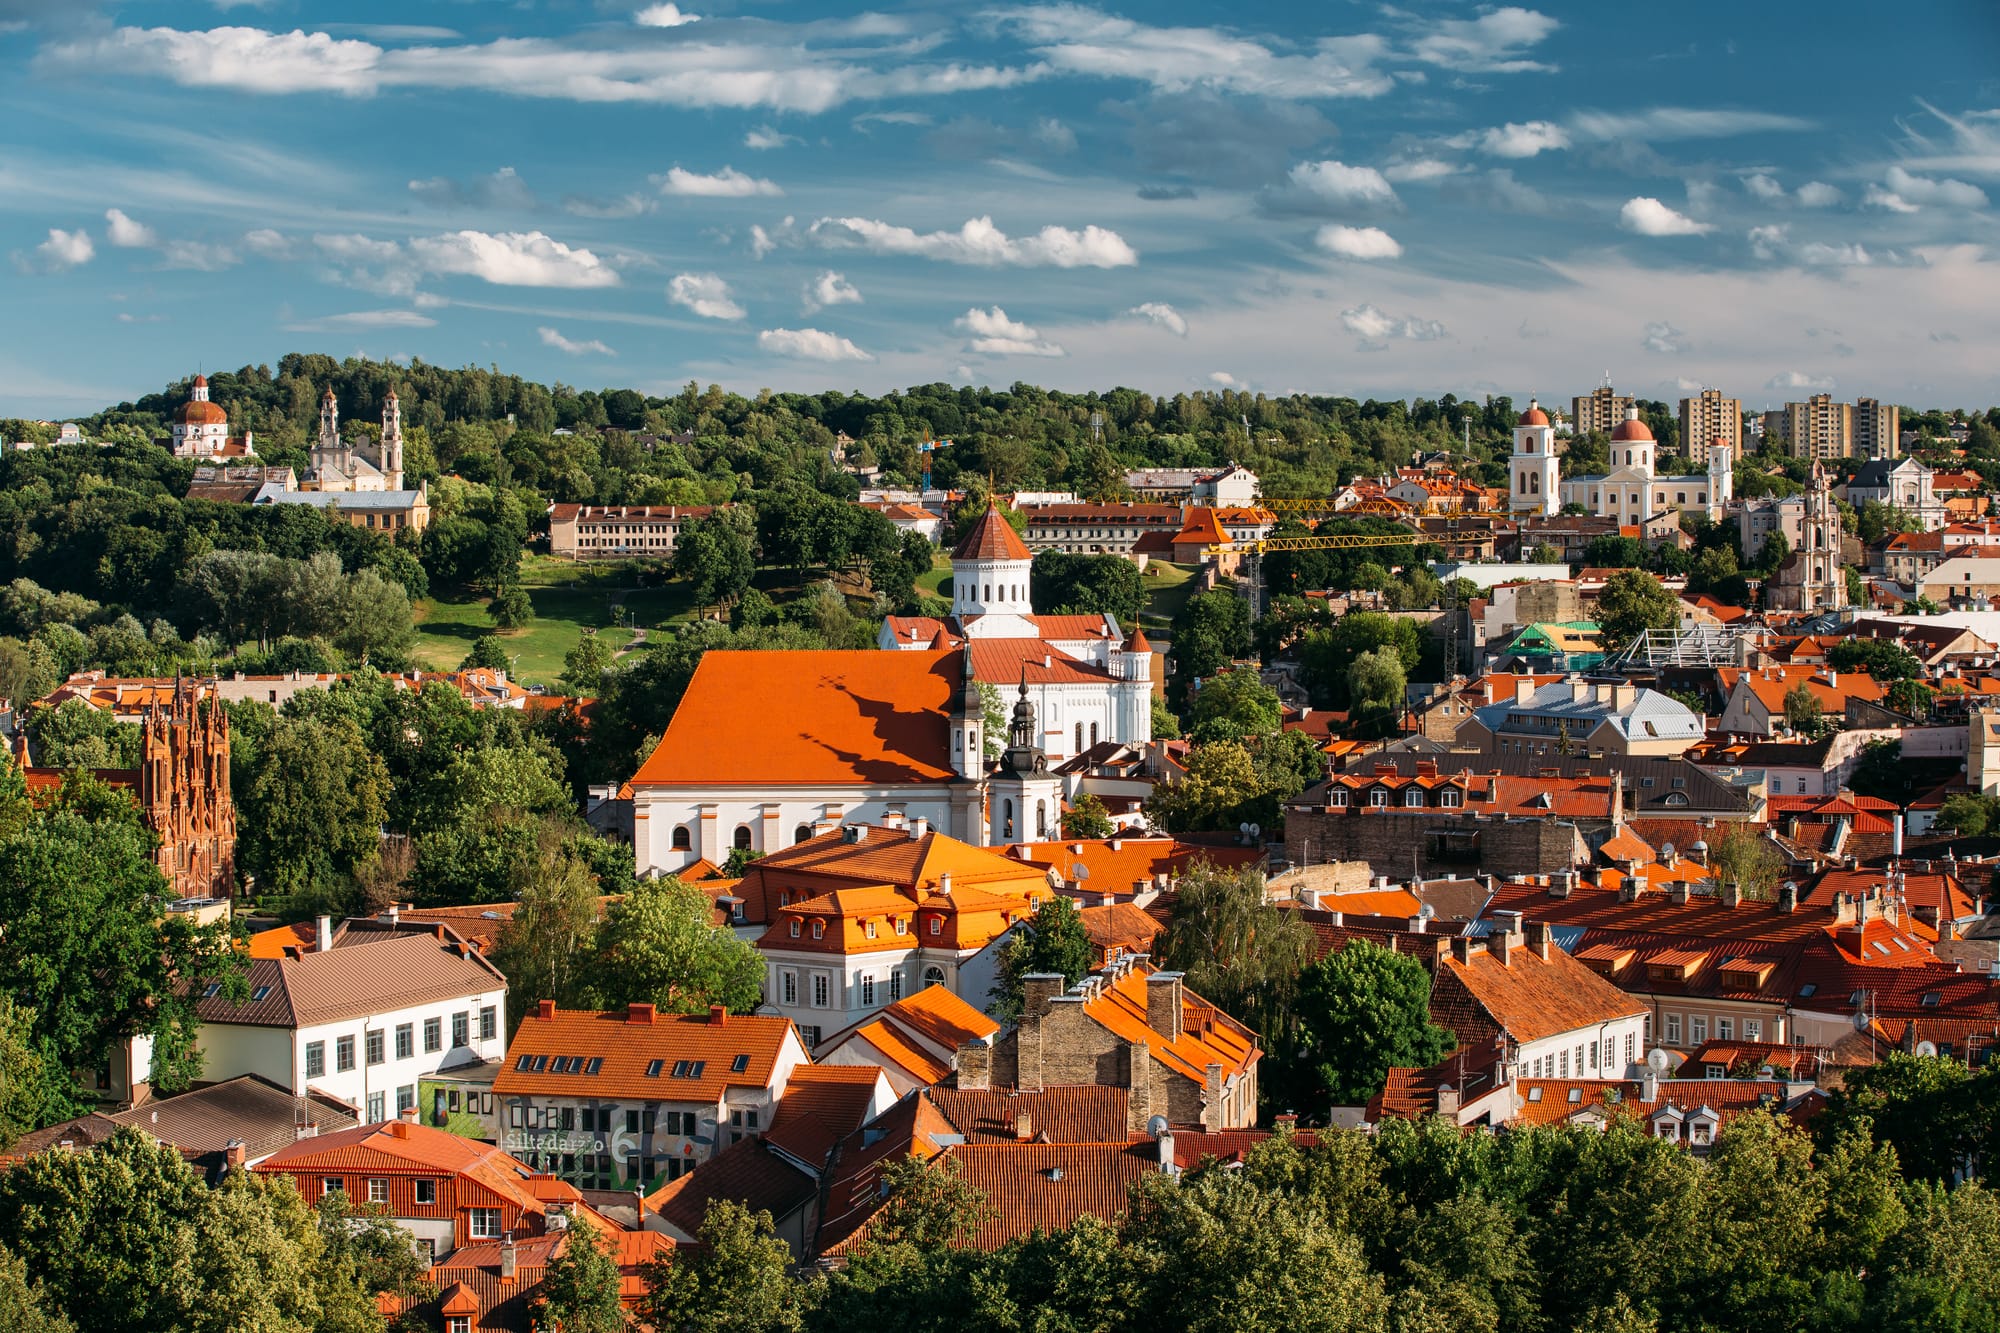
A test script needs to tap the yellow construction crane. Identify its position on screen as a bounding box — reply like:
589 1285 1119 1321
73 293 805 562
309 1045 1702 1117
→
1203 530 1422 556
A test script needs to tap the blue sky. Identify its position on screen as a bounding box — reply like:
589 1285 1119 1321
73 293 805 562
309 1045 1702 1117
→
2 0 1997 416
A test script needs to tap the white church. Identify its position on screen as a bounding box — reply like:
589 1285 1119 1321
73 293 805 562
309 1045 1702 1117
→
1511 400 1732 523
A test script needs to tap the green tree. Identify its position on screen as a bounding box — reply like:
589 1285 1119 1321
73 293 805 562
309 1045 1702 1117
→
1783 682 1824 735
990 895 1094 1024
1060 793 1115 840
0 1000 53 1151
637 1199 808 1333
1144 741 1262 833
1296 938 1455 1107
236 715 393 900
460 635 510 672
1346 646 1407 740
490 832 605 1031
1708 823 1783 902
488 583 534 629
1583 534 1648 568
1298 612 1421 709
1848 738 1915 807
535 1216 627 1333
1885 677 1934 718
0 803 243 1107
24 698 141 769
0 1243 74 1333
1596 569 1680 652
674 514 755 612
1828 638 1922 681
1029 552 1144 627
593 876 765 1016
1187 666 1282 742
1756 530 1792 575
1936 792 2000 837
1170 589 1253 701
561 632 618 695
1818 1053 1998 1183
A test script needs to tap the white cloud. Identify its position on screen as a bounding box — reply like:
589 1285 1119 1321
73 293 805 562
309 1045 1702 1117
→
282 309 438 332
1407 7 1560 73
1799 241 1871 266
1619 197 1713 236
633 3 698 26
1209 371 1243 387
657 165 783 198
1743 173 1785 202
1748 224 1789 260
801 270 860 314
994 6 1394 99
409 165 537 210
1481 120 1568 158
539 326 616 356
1642 320 1686 354
105 208 157 247
1795 180 1841 208
161 239 240 270
243 228 293 258
744 125 798 150
561 193 654 219
1569 108 1815 141
757 327 871 361
33 228 94 269
749 224 778 259
1383 158 1461 183
668 272 745 320
1287 160 1397 206
1315 224 1402 260
1128 302 1187 336
808 215 1137 268
1864 185 1919 214
955 306 1064 357
405 230 620 287
1883 165 1988 210
1766 370 1834 391
1340 303 1445 344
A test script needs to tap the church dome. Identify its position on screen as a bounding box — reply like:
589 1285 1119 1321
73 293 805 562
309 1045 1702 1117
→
179 399 228 426
1612 408 1654 442
1518 399 1549 426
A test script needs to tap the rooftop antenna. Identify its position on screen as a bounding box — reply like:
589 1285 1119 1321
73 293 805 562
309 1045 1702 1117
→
1089 411 1104 446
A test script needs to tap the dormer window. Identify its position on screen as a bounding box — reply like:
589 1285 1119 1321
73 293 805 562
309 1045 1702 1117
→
895 918 908 936
1330 790 1349 808
929 916 942 936
811 920 825 940
1370 789 1387 808
1403 789 1423 807
789 919 800 938
864 920 877 940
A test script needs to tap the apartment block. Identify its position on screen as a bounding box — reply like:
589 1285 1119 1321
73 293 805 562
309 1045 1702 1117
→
1571 385 1635 440
1853 398 1902 460
1677 389 1742 465
1766 394 1853 460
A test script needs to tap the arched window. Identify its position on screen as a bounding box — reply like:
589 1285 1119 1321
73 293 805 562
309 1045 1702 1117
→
794 824 812 844
1090 722 1099 747
1035 800 1048 838
984 584 991 602
671 825 691 850
923 965 946 988
1074 722 1084 751
733 825 753 851
1403 788 1424 807
1529 474 1540 494
1002 798 1014 840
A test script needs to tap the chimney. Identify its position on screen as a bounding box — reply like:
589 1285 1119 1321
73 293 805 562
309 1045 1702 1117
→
1491 909 1525 935
1640 1069 1659 1102
1146 971 1185 1040
1491 931 1515 967
1893 813 1904 860
1022 973 1065 1018
1777 882 1798 913
627 1002 656 1025
1666 883 1690 906
1515 677 1534 706
500 1234 517 1281
1524 921 1553 961
1569 675 1588 702
1014 1111 1033 1142
316 915 332 953
709 1003 728 1026
385 902 400 925
1720 882 1743 908
537 999 555 1022
910 817 928 841
938 872 953 896
1436 1083 1461 1118
223 1139 247 1172
1450 937 1478 965
399 1103 419 1124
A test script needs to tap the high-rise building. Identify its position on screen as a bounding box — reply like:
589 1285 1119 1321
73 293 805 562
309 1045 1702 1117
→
1853 398 1901 460
1571 385 1634 440
1677 388 1742 466
1766 394 1853 461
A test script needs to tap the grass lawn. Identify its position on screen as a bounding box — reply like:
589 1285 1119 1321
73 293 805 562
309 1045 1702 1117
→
916 551 952 601
1139 562 1200 633
413 580 717 683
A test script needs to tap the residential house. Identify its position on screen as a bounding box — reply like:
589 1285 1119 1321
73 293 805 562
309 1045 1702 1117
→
1457 677 1705 759
1714 664 1887 737
811 984 999 1096
1007 833 1264 903
164 924 506 1121
1921 557 2000 608
959 956 1262 1133
491 1000 809 1190
411 1226 670 1333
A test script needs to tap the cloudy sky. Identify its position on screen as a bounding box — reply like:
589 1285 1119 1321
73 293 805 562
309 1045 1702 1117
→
2 0 1997 415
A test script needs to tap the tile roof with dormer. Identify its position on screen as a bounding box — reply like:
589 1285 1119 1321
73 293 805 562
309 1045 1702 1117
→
730 822 1053 932
491 1002 800 1103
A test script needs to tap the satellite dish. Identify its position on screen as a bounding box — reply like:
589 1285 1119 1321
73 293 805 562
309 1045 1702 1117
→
1418 903 1436 920
1852 1011 1873 1032
1646 1047 1672 1073
1071 864 1090 882
1248 823 1261 838
1915 1040 1938 1057
1661 842 1676 859
1239 822 1251 836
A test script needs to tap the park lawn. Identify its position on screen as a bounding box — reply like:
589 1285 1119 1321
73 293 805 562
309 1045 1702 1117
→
1139 561 1199 632
916 551 952 600
411 588 636 684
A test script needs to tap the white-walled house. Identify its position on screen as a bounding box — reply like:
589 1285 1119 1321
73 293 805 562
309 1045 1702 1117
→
135 926 507 1121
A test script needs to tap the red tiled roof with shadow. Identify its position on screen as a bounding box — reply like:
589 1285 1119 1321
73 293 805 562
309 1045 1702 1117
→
953 505 1032 561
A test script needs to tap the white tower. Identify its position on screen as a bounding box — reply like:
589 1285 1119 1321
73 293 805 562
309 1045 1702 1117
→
317 386 339 452
1611 406 1655 479
988 677 1063 845
1510 400 1559 517
950 504 1039 637
1801 461 1847 610
1114 628 1154 747
1708 439 1734 516
380 388 405 490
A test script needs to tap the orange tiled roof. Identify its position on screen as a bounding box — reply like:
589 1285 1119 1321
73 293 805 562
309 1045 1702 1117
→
1172 507 1228 547
1717 664 1885 714
631 651 959 787
1011 835 1263 895
1079 901 1165 964
1075 960 1259 1084
763 1065 888 1170
1441 940 1648 1044
492 1003 798 1102
731 822 1052 934
954 505 1032 561
259 1120 568 1218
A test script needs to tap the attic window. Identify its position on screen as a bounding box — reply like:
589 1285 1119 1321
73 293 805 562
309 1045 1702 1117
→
645 1059 664 1077
731 1054 750 1073
865 921 877 939
1567 1088 1583 1103
250 985 272 1002
895 918 908 936
1923 992 1942 1007
531 1055 548 1072
515 1055 534 1071
1799 983 1817 998
585 1057 603 1074
1527 1086 1543 1102
811 920 825 940
789 920 800 938
203 982 222 999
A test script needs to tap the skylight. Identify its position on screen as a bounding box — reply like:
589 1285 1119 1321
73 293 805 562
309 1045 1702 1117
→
731 1054 749 1073
250 985 271 1002
585 1057 603 1074
1567 1088 1583 1103
645 1059 664 1077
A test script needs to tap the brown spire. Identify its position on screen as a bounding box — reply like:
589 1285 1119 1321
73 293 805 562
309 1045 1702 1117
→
952 503 1032 561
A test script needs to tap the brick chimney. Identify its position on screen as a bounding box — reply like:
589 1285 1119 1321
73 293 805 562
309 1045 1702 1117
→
627 1002 656 1024
1436 1083 1461 1118
1145 971 1185 1040
537 999 556 1021
1014 1111 1033 1142
1491 930 1516 967
709 1003 727 1026
1524 921 1553 961
223 1139 247 1172
1720 882 1743 908
1021 973 1066 1019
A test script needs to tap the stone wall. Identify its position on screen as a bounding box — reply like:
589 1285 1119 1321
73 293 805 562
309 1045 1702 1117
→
1284 809 1590 882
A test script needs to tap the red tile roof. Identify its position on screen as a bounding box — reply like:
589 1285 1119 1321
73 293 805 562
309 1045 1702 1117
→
762 1065 889 1170
492 1003 800 1102
953 505 1032 561
928 1086 1133 1143
1441 940 1648 1044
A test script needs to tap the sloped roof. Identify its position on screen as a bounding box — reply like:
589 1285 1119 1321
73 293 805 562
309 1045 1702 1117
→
1010 836 1263 893
762 1065 889 1171
1079 902 1165 964
1070 961 1259 1084
1442 941 1648 1043
631 651 960 787
926 1086 1131 1144
953 505 1032 561
196 930 503 1029
259 1120 567 1219
492 1004 797 1102
644 1134 817 1235
1510 1078 1807 1129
